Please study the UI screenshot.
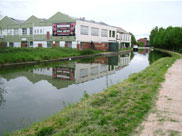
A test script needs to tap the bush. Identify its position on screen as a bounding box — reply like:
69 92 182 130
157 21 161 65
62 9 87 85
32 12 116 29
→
36 127 54 136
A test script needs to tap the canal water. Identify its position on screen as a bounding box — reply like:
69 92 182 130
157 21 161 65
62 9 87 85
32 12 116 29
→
0 50 169 135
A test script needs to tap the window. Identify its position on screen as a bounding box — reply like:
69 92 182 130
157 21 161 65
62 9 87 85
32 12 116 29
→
8 29 12 35
30 28 33 35
117 34 119 40
91 66 98 75
91 27 99 36
100 64 107 73
112 31 115 38
14 29 19 35
9 42 14 47
30 41 33 46
34 29 36 34
109 30 112 37
101 29 108 37
80 25 88 35
80 69 88 78
40 29 42 34
37 29 39 34
22 28 27 35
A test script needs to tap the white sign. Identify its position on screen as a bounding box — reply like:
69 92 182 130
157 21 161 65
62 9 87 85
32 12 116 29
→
21 38 27 41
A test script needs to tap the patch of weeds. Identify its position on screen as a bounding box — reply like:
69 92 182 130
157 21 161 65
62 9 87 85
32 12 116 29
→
169 119 179 122
82 91 89 100
168 130 181 136
36 126 54 136
154 129 166 136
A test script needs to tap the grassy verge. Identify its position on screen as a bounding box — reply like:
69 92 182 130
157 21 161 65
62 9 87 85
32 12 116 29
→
0 47 102 65
10 51 180 136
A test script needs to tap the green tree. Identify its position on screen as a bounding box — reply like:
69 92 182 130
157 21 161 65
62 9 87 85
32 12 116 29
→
149 26 182 52
149 26 158 47
129 32 136 46
137 41 144 47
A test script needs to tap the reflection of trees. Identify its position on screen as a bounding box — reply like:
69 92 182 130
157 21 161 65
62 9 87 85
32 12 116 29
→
0 79 6 107
149 50 170 65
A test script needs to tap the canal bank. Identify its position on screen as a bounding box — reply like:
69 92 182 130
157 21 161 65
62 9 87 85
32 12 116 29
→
136 59 182 136
0 48 131 67
8 50 180 136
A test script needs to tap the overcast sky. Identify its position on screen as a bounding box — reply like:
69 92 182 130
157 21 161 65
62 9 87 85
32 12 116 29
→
0 0 182 39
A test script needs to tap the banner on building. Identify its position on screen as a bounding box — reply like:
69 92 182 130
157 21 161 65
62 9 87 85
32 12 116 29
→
52 22 75 36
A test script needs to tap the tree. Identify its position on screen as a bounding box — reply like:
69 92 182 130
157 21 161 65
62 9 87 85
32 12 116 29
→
129 32 136 46
149 26 158 47
149 26 182 52
137 41 144 47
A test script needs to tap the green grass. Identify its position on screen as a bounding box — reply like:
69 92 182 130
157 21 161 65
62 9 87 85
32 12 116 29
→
10 50 181 136
119 47 132 51
0 47 102 65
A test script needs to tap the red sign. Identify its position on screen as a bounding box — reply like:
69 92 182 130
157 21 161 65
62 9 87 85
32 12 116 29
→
47 32 50 39
52 22 75 36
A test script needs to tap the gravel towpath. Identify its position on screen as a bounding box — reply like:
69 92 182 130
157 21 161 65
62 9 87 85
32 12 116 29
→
136 59 182 136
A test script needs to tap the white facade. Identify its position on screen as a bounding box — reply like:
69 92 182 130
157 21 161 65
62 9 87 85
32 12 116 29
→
14 42 21 47
33 68 53 76
76 20 117 43
75 63 115 84
33 41 47 48
33 26 52 35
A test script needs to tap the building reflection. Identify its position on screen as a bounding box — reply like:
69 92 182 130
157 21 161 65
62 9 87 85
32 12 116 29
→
30 52 131 88
0 80 6 106
1 53 131 89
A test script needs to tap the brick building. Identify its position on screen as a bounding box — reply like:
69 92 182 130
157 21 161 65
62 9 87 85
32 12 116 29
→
137 38 149 47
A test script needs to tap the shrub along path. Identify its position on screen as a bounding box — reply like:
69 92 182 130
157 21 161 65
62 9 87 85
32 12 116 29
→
136 59 182 136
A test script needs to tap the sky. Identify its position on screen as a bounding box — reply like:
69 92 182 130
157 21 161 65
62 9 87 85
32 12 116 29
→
0 0 182 39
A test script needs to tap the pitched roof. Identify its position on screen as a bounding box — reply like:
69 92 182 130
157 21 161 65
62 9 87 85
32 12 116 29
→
47 12 75 22
24 15 42 24
117 27 128 33
10 18 24 24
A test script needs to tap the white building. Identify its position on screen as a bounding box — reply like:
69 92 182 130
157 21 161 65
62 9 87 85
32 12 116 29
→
0 12 131 51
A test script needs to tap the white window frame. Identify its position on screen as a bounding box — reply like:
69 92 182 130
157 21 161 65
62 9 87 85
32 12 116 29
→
101 29 108 37
30 28 33 35
14 28 19 35
80 25 89 35
22 28 27 35
91 27 99 36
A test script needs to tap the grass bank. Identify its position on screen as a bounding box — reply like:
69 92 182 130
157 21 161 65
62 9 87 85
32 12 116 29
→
10 51 180 136
0 47 102 65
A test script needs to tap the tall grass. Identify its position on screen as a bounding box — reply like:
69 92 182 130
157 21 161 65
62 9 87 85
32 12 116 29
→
0 47 102 65
10 51 180 136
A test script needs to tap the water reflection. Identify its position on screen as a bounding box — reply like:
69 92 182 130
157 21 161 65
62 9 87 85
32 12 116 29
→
0 79 6 107
1 53 131 89
149 50 171 64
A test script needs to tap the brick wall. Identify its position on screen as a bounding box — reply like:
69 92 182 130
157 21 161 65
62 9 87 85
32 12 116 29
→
137 38 148 47
94 57 108 64
81 42 108 51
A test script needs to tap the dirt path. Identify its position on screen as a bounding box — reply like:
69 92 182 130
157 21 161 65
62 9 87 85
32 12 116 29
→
136 59 182 136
